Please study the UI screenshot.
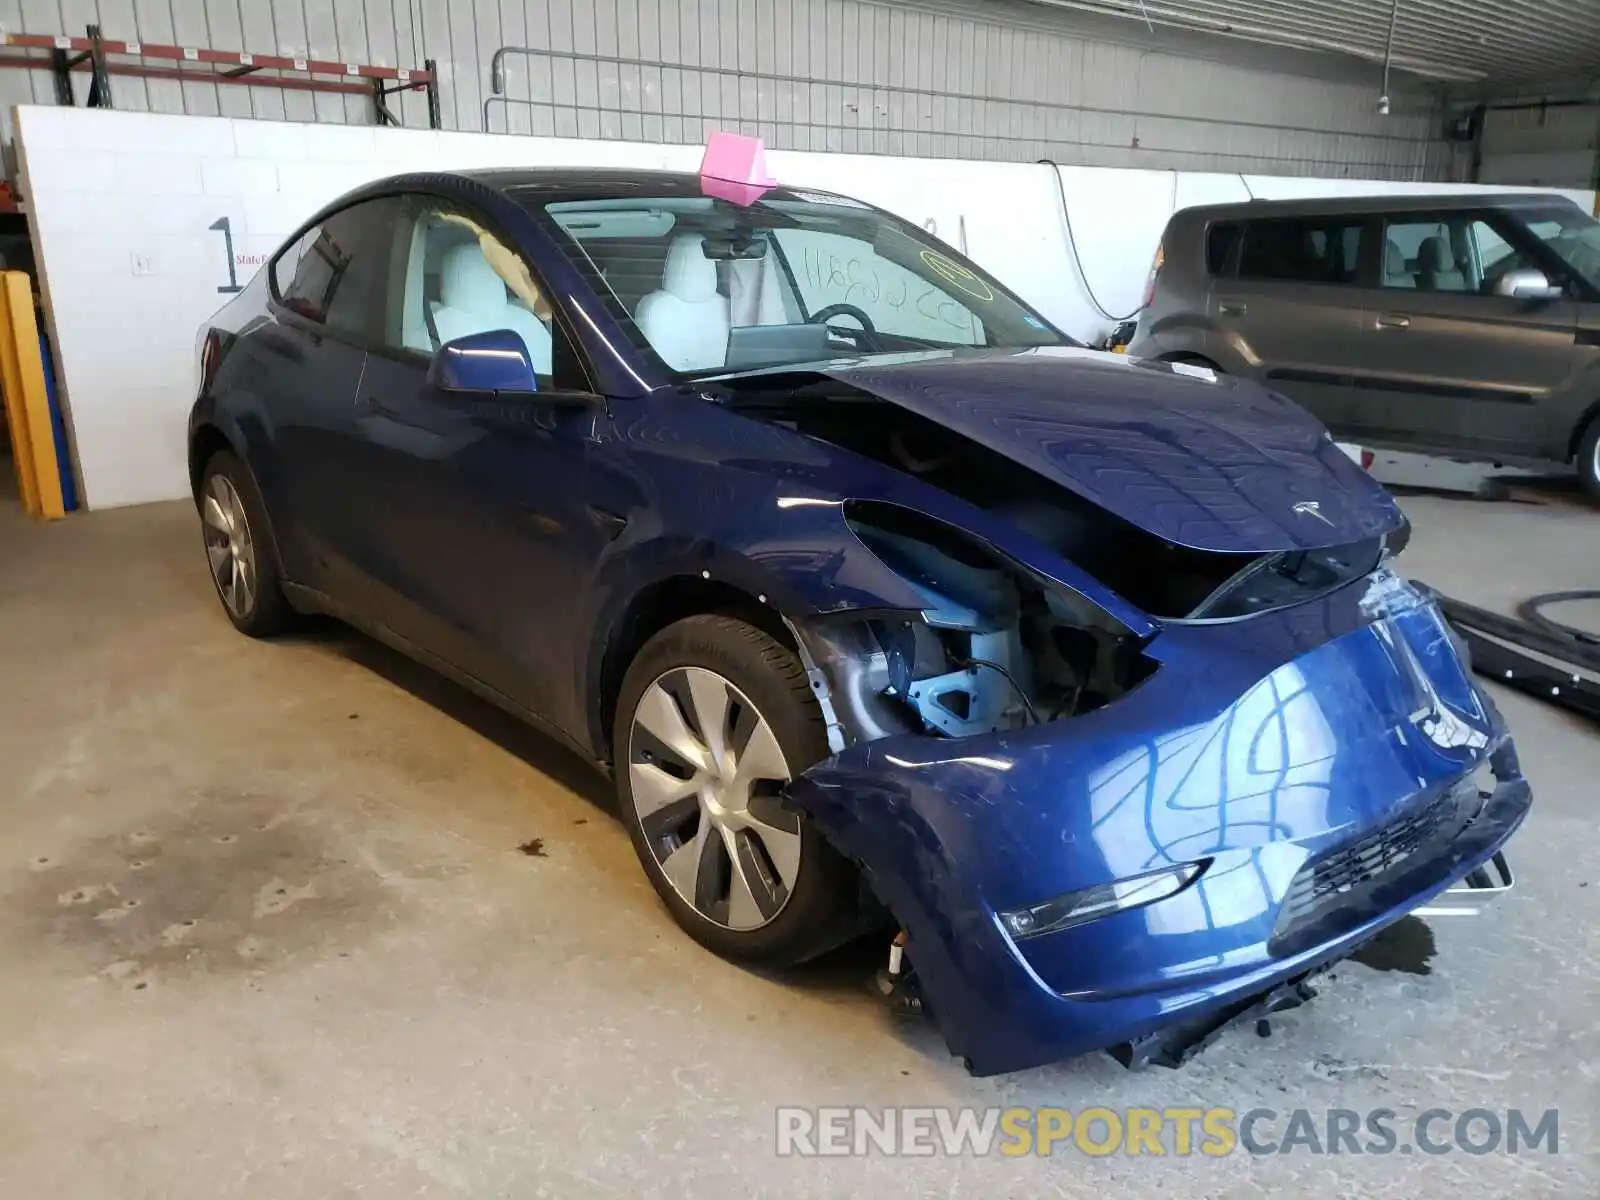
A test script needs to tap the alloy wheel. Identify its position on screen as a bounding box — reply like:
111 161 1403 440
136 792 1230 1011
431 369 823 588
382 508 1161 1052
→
627 667 803 931
202 474 256 620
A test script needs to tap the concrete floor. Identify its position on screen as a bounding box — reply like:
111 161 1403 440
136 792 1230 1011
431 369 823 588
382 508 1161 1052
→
0 483 1595 1198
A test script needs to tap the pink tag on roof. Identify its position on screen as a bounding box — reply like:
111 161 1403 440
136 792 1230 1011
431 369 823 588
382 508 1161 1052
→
699 131 775 206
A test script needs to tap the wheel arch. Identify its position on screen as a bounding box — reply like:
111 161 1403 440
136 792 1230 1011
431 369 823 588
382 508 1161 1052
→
187 421 237 499
1565 396 1600 462
589 573 796 765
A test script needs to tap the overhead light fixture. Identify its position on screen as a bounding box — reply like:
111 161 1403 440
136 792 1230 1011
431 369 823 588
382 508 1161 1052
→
1378 0 1399 116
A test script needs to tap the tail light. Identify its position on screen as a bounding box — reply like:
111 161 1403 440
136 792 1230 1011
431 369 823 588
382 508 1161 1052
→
1142 242 1164 309
198 328 221 394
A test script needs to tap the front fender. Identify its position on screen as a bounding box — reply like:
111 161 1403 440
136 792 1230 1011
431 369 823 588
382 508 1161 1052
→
577 514 935 757
595 395 1156 631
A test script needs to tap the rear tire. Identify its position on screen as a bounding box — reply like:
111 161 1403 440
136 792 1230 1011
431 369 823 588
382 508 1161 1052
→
197 450 297 638
1576 418 1600 503
614 614 860 967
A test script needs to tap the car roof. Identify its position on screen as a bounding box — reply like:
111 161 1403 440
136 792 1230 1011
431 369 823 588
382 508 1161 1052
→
1174 191 1582 222
454 166 855 207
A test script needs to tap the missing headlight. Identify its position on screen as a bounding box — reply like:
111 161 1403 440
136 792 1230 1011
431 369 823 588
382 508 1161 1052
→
791 504 1158 747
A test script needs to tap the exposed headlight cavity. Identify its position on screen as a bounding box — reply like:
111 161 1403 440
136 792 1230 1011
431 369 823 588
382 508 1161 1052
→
792 503 1158 746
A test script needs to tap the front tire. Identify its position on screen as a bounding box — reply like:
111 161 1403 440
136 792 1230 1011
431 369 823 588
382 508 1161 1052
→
614 614 859 967
198 450 297 637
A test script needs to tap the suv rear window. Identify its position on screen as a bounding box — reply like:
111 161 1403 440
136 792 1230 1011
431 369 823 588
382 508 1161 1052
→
1206 223 1242 275
1238 218 1366 285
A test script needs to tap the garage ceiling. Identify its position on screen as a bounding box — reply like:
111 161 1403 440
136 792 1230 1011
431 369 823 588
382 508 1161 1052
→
1023 0 1600 87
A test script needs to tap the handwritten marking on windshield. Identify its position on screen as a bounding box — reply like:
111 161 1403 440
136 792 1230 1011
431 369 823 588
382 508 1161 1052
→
800 246 977 335
920 249 994 303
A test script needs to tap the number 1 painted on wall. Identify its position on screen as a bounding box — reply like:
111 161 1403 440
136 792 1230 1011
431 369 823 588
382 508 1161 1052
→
210 217 243 294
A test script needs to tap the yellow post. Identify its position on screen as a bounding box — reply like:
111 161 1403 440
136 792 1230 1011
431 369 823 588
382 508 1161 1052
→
0 270 65 519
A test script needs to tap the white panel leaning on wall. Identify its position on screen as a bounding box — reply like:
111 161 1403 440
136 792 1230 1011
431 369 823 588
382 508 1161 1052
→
15 105 1593 509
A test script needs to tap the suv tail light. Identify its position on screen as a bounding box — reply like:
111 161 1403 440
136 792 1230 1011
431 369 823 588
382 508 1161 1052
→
1142 242 1164 309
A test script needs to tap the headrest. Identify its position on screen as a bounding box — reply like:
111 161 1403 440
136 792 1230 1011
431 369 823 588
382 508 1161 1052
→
440 243 506 312
660 235 718 302
1417 236 1453 273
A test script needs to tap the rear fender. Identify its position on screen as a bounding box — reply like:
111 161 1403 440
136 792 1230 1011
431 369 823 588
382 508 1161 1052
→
1138 313 1226 365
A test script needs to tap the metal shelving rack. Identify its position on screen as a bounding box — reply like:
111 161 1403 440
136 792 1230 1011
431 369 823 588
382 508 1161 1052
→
0 24 440 129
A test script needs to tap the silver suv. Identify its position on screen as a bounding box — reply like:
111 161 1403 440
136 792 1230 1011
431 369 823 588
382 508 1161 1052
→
1129 192 1600 496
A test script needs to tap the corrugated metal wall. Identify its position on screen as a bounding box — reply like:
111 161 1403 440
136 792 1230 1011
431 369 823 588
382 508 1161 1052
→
1478 105 1600 190
0 0 1450 179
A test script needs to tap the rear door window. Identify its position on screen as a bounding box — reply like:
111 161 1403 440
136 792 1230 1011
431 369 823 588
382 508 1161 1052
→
1237 218 1366 285
270 198 401 340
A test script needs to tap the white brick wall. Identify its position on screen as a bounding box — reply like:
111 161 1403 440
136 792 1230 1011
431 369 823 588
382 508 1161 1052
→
15 104 1595 510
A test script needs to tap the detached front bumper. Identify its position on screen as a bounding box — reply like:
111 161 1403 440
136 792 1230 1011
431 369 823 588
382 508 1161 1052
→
785 585 1532 1076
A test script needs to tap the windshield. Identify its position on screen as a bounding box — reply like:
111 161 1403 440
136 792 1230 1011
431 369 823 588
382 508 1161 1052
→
1509 204 1600 291
524 190 1069 378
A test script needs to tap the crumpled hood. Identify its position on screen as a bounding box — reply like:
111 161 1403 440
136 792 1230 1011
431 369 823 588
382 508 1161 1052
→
820 347 1405 554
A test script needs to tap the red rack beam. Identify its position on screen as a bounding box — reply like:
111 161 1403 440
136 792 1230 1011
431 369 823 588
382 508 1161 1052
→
0 51 373 96
2 33 432 84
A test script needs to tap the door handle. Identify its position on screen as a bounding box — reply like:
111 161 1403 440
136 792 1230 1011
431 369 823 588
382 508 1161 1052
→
1375 314 1411 329
1219 302 1248 317
360 395 406 420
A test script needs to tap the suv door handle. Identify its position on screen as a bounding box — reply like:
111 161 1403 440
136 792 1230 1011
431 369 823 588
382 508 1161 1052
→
1376 314 1411 329
1219 302 1247 317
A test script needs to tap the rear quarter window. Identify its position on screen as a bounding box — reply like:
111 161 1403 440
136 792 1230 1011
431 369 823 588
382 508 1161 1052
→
269 198 400 339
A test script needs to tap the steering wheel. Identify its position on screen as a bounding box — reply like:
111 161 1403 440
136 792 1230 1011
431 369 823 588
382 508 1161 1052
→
810 302 878 347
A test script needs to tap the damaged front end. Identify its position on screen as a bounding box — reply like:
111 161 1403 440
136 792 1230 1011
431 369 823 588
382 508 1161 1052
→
703 353 1528 1074
775 505 1527 1077
789 499 1399 755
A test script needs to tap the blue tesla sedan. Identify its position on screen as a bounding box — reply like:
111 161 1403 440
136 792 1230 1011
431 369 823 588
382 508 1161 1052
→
188 167 1529 1075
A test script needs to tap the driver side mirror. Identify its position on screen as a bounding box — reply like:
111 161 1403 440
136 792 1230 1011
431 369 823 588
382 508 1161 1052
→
1494 267 1564 301
427 329 539 394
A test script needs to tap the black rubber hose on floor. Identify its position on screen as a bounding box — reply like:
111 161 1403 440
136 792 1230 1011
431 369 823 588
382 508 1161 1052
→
1423 584 1600 725
1516 591 1600 654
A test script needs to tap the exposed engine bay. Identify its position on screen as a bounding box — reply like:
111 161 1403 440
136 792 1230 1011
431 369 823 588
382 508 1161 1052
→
726 376 1395 743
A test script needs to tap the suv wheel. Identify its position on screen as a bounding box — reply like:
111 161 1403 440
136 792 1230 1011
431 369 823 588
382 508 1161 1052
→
1578 418 1600 502
614 615 859 967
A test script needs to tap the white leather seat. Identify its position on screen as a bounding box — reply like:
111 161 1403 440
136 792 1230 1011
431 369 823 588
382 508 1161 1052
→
431 243 553 375
635 235 730 372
